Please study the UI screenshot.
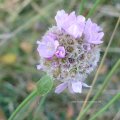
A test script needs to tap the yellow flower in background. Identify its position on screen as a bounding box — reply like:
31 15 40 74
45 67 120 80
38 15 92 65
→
0 53 17 65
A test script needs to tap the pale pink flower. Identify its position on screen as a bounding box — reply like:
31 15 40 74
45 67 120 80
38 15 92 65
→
37 10 104 94
37 35 59 58
55 10 85 38
83 19 104 44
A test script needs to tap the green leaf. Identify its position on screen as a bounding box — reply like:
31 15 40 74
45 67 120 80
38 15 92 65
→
37 75 53 95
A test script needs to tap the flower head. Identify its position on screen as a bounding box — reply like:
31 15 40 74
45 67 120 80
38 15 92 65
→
37 10 104 94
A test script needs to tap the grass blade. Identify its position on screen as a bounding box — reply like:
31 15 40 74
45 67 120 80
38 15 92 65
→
8 90 37 120
78 0 87 14
8 75 52 120
87 0 101 18
77 59 120 119
89 93 120 120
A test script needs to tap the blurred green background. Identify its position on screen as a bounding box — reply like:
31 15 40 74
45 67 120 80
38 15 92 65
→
0 0 120 120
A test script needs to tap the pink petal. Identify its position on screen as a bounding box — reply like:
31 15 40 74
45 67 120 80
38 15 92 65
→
37 35 58 58
55 46 65 58
37 42 55 58
66 24 80 38
36 40 41 45
55 10 68 29
84 18 104 44
71 81 82 93
82 83 91 87
77 15 85 23
68 81 75 93
55 82 68 94
54 40 59 49
36 65 42 70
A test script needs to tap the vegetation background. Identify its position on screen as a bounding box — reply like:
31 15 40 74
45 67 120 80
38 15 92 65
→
0 0 120 120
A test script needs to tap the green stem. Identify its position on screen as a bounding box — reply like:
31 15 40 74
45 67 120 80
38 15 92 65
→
87 0 101 18
8 90 37 120
79 0 87 14
33 95 47 120
90 93 120 120
78 59 120 119
8 74 52 120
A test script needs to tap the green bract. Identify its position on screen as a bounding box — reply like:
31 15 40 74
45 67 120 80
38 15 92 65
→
37 75 53 95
